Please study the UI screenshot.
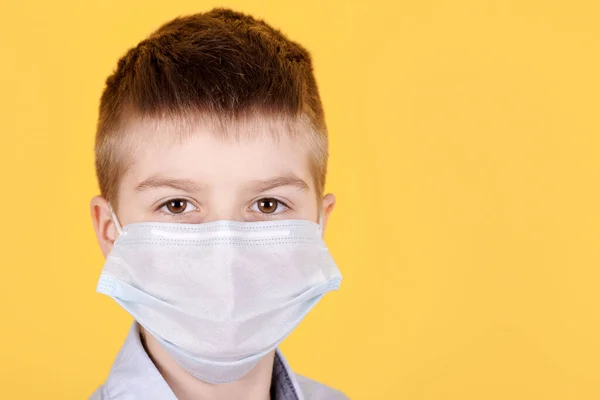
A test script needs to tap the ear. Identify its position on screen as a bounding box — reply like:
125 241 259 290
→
320 193 336 234
90 195 119 258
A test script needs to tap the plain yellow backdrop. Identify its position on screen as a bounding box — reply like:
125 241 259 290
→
1 0 599 399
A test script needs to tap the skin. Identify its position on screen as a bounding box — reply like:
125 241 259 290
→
90 120 335 400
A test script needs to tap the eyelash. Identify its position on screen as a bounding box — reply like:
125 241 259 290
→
155 197 292 218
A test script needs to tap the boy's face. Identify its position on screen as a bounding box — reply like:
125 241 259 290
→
91 121 335 257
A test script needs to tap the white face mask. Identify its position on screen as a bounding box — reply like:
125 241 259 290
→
97 205 342 384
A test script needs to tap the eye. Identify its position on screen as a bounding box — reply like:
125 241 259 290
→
159 199 197 215
251 197 288 214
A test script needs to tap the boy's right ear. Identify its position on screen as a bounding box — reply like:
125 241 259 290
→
90 195 119 258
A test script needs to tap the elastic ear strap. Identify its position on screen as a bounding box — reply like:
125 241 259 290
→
108 203 123 235
318 210 324 233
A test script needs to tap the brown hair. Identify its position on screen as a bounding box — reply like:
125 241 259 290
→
94 7 328 209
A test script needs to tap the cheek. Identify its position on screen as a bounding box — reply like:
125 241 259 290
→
291 192 320 221
114 176 151 225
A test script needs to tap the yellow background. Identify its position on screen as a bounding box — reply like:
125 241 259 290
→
0 0 599 399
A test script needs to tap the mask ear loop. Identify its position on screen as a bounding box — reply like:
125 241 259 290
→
108 203 124 236
317 210 325 236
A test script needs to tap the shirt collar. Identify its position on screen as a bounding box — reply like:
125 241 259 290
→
103 322 303 400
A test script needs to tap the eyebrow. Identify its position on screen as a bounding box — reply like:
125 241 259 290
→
245 175 310 193
134 175 205 193
133 174 310 193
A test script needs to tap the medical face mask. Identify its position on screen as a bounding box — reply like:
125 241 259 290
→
96 206 342 384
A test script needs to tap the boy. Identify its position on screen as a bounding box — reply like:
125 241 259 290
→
89 7 346 400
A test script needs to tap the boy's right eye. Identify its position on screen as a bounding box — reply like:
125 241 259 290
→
159 199 197 216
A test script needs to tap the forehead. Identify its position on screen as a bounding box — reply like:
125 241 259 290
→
119 115 315 190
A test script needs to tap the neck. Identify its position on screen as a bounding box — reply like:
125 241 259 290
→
139 325 274 400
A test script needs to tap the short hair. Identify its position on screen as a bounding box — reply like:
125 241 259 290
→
94 8 328 210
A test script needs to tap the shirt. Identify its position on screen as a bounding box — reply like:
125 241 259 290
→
89 323 348 400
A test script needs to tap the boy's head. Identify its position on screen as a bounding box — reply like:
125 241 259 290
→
90 8 335 255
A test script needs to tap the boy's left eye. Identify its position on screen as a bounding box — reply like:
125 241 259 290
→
251 198 288 214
